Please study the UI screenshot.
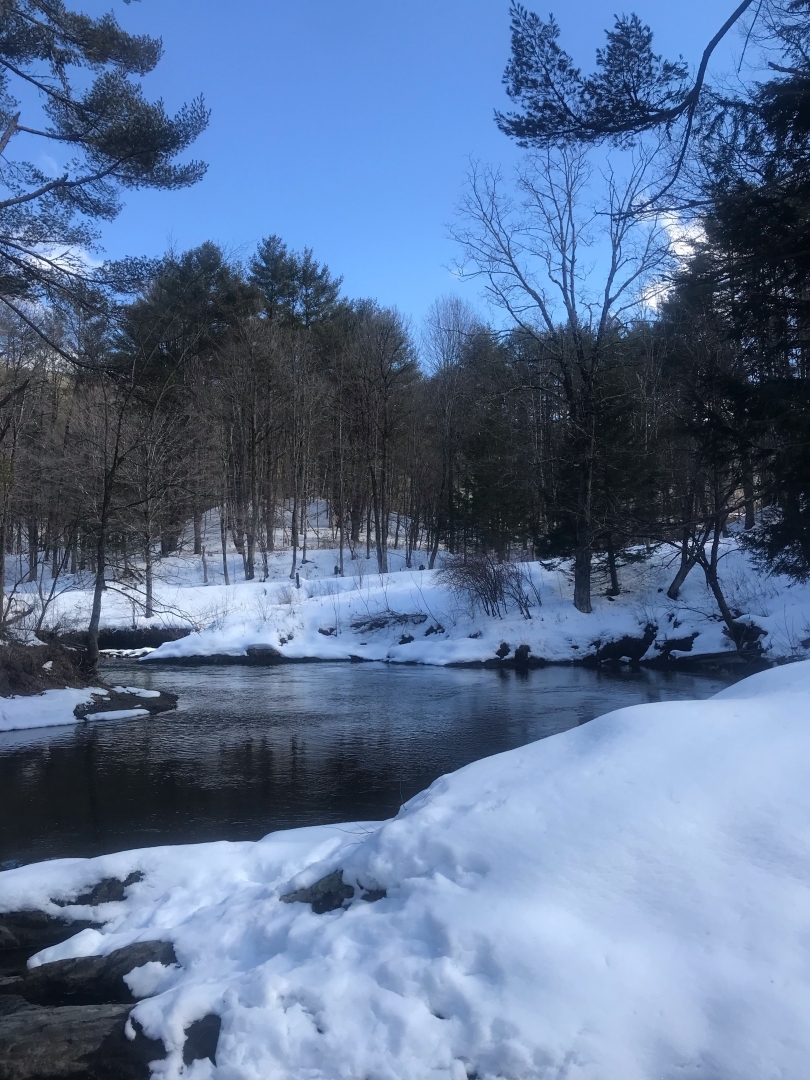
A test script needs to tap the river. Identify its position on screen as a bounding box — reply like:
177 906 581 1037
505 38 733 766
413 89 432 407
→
0 662 737 865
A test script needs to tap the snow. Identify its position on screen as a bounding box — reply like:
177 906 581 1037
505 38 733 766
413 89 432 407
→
85 708 150 721
3 660 810 1078
0 687 108 732
111 685 162 698
132 539 810 668
0 688 158 731
8 507 810 669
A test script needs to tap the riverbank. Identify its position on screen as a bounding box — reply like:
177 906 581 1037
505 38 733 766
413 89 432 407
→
131 538 808 669
2 660 809 1078
6 535 807 691
0 643 178 733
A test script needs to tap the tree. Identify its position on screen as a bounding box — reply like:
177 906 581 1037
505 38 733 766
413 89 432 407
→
422 297 479 561
0 0 208 338
496 0 756 185
250 235 342 327
351 304 417 574
453 147 671 611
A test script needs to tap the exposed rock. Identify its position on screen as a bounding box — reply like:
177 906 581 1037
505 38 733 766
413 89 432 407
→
351 613 427 634
655 632 700 659
74 873 143 907
360 887 387 903
726 619 768 651
7 940 177 1007
280 870 355 914
51 872 143 910
245 644 282 661
0 998 136 1080
74 692 176 721
596 623 657 663
280 871 387 913
0 913 99 978
513 644 531 668
182 1014 221 1066
91 1014 166 1080
56 628 190 652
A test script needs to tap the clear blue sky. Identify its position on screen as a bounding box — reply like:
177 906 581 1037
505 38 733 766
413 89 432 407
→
77 0 738 324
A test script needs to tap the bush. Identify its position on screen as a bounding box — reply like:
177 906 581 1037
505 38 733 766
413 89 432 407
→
441 554 539 620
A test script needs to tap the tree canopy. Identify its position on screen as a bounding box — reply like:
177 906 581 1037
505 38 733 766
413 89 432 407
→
0 0 208 328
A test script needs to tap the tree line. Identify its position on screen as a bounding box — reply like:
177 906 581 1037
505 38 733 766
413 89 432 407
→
1 0 809 666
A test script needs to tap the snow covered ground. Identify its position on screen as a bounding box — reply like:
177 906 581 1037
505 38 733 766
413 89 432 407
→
0 686 108 732
3 660 810 1078
101 541 810 665
0 685 163 732
6 508 810 667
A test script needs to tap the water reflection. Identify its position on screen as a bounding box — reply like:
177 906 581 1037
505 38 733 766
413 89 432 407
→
0 662 735 864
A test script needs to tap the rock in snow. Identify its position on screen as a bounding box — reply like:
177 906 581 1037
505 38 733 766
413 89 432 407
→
2 661 810 1078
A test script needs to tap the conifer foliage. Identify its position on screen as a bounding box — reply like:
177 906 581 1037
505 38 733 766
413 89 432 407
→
0 0 208 317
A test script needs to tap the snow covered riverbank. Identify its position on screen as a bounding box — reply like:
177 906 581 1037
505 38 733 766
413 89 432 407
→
3 660 810 1078
0 685 172 732
131 539 810 667
0 687 107 732
10 528 810 668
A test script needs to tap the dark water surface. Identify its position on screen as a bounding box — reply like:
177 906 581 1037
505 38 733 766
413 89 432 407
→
0 663 736 864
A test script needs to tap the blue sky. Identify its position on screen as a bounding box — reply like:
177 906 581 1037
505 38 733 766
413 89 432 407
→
73 0 738 324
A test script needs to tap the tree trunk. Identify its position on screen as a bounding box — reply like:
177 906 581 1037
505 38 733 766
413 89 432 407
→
369 469 388 574
220 507 230 586
0 522 5 625
86 525 107 674
290 495 299 579
193 511 203 555
573 540 592 614
245 530 255 580
698 516 738 641
265 494 275 553
144 542 153 619
428 524 440 570
667 530 699 600
742 470 756 531
338 494 345 577
605 533 620 596
349 505 360 545
27 517 37 582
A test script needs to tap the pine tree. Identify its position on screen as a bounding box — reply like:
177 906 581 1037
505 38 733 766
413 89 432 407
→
250 235 342 327
0 0 208 334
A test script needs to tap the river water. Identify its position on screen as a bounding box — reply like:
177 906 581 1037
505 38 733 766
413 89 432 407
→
0 662 737 865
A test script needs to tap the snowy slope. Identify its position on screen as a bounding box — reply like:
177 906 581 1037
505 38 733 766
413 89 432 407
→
134 539 810 666
8 524 810 665
3 660 810 1078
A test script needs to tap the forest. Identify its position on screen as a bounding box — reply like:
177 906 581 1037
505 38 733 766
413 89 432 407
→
0 0 809 664
5 5 810 1079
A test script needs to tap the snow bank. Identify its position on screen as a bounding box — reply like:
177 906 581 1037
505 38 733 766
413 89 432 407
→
3 660 810 1078
0 687 108 732
134 540 810 667
19 535 810 668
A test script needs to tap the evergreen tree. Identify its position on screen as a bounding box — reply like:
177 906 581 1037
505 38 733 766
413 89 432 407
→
0 0 208 330
250 235 342 327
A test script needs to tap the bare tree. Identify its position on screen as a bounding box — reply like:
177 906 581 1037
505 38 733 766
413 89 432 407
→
452 145 671 611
